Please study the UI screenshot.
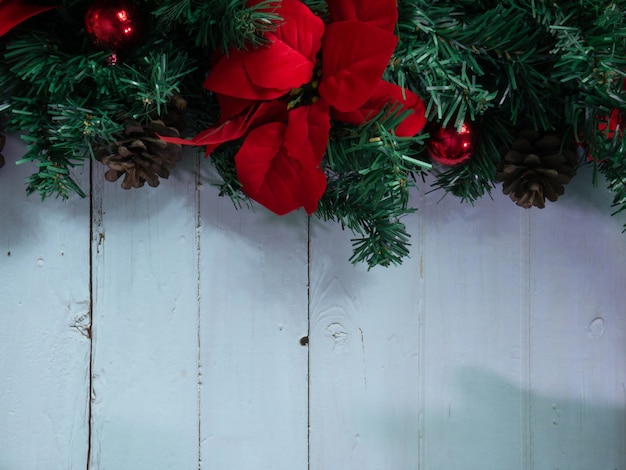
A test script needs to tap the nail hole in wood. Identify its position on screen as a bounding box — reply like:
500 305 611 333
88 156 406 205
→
299 336 309 346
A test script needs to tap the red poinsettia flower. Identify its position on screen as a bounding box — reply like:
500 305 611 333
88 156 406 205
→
166 0 427 215
0 0 57 37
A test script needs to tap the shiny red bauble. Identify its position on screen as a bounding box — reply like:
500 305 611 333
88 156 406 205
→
84 0 141 51
426 121 477 166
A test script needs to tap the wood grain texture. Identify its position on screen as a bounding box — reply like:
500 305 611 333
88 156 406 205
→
198 165 309 470
528 167 626 470
420 181 526 470
308 200 423 470
0 136 91 469
89 153 200 468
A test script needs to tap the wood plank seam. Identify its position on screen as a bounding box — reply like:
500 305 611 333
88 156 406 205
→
417 185 426 470
195 157 202 470
86 159 95 470
306 217 312 470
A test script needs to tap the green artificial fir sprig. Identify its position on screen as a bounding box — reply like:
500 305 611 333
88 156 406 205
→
317 110 431 268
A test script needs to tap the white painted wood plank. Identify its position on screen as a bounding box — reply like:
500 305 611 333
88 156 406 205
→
308 203 422 470
528 167 626 470
89 152 200 468
0 135 91 469
198 175 309 470
420 183 526 470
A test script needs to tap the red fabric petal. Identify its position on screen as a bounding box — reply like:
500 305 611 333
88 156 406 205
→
327 0 397 33
205 0 323 101
216 94 257 121
284 100 330 166
319 21 398 113
0 0 57 37
284 101 329 214
235 106 327 216
333 81 427 137
204 49 287 101
298 156 327 215
394 90 428 137
159 100 287 156
236 122 286 198
235 122 303 215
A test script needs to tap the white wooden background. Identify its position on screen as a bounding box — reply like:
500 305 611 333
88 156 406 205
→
1 134 625 470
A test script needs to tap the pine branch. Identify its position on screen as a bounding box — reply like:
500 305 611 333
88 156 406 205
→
317 111 430 268
209 142 253 210
0 10 202 198
601 161 626 229
154 0 282 51
117 46 195 123
17 136 86 199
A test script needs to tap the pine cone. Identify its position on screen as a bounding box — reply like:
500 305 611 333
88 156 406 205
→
97 120 182 189
496 129 578 208
0 133 6 169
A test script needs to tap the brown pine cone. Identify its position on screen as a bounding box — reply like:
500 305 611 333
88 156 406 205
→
0 133 6 169
96 120 182 189
496 129 578 208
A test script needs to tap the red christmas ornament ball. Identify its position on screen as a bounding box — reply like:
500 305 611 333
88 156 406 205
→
84 0 141 51
427 121 477 166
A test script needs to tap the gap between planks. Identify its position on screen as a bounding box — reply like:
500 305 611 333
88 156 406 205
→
86 160 95 470
306 217 312 470
520 210 533 470
195 152 203 470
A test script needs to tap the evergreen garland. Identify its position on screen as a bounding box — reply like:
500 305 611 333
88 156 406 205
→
1 0 626 268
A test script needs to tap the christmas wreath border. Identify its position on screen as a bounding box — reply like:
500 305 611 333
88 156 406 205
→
1 0 626 268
